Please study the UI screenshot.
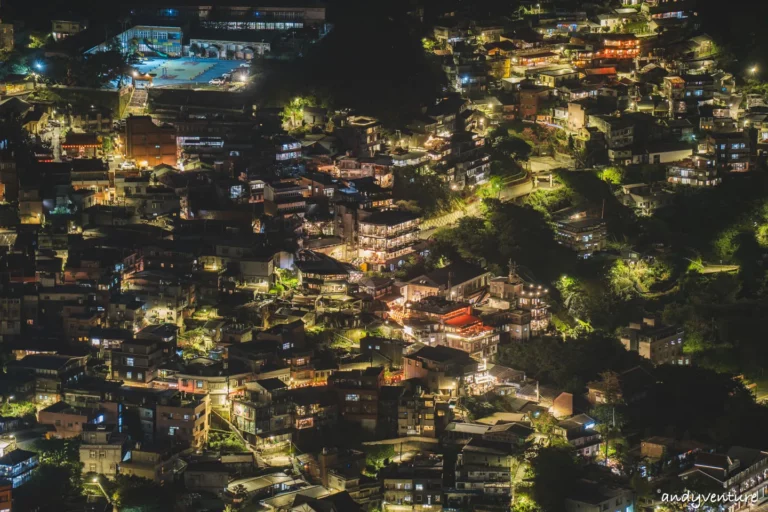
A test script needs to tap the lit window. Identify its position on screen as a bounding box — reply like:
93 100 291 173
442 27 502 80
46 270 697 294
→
415 484 424 490
126 357 134 366
346 394 360 402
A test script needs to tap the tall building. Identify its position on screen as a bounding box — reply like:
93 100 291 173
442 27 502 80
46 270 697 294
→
488 266 551 335
706 131 750 172
383 458 444 512
80 424 128 478
357 209 421 271
125 116 177 167
109 338 164 387
328 367 384 432
155 394 210 450
620 317 688 366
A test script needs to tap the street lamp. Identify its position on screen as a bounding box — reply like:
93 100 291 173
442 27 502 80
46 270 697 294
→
91 477 111 503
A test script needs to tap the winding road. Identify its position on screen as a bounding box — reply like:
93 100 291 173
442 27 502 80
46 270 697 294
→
419 174 537 239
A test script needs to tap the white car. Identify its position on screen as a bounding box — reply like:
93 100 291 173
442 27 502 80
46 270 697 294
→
209 78 224 85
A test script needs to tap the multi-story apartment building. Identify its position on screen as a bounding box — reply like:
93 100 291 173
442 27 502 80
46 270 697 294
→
679 446 768 512
357 209 421 271
620 317 688 366
80 424 129 478
0 449 38 488
489 269 551 334
288 387 339 431
125 116 177 167
642 0 693 20
52 18 88 40
554 212 607 259
588 115 634 149
397 389 452 438
334 155 380 180
8 354 89 405
595 34 640 60
707 132 751 172
402 298 499 359
38 401 119 439
231 382 292 451
176 359 253 410
273 135 302 162
131 3 327 30
667 156 721 187
263 180 307 218
155 394 210 450
402 346 483 396
328 367 384 432
402 262 491 303
383 458 444 512
455 438 517 498
555 414 602 458
110 339 164 386
443 315 499 360
335 116 383 156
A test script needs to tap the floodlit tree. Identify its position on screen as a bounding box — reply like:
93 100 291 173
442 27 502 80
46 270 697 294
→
280 96 314 131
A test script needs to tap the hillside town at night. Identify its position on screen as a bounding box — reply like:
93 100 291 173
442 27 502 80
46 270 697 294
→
0 0 766 510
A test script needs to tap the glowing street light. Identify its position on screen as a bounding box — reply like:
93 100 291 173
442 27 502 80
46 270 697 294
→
34 62 43 70
91 477 111 503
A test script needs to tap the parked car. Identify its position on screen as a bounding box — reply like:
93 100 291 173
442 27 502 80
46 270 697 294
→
209 78 224 85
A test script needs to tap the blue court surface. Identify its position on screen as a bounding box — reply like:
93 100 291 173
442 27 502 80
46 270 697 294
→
133 57 250 87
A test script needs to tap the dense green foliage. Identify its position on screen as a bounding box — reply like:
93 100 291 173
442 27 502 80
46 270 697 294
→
207 431 247 452
433 199 575 281
498 334 646 394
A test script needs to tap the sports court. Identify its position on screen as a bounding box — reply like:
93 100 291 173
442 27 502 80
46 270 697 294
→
134 57 250 87
146 59 215 81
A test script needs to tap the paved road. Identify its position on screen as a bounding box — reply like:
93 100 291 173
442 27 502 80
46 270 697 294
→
419 176 535 239
699 264 740 274
9 426 50 450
